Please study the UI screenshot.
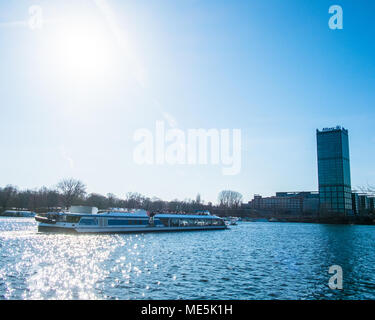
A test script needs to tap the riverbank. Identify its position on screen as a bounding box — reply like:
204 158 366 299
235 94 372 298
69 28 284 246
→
267 216 375 225
211 209 375 225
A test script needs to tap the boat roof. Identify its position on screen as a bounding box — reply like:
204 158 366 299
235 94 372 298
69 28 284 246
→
59 211 221 219
155 213 220 219
62 212 148 218
4 210 34 213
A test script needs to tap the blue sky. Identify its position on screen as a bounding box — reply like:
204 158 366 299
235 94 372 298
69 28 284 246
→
0 0 374 203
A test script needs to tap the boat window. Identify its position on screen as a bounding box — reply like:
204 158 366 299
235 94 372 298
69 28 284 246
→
212 219 221 225
170 219 179 227
158 218 169 226
211 219 224 226
166 217 221 227
108 219 128 225
66 216 81 223
79 218 98 225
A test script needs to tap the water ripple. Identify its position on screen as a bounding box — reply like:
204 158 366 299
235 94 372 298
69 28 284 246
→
1 218 375 299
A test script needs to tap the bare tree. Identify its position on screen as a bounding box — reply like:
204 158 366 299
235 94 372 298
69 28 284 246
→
218 190 243 208
125 192 145 209
46 189 60 210
57 178 86 209
1 180 250 215
0 185 18 211
86 193 108 209
149 197 166 211
14 189 30 210
105 193 118 208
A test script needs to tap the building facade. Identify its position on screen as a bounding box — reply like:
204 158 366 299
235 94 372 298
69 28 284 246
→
351 192 360 215
249 192 319 214
351 192 375 215
316 126 352 214
370 197 375 213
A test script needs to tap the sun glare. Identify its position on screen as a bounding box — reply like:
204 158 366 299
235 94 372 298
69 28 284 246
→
53 17 117 81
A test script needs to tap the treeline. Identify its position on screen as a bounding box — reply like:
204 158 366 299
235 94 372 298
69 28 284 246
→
0 178 244 213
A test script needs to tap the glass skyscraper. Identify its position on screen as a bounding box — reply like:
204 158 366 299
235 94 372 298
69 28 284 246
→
316 126 352 214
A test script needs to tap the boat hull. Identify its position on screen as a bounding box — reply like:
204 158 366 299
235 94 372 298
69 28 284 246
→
38 224 227 234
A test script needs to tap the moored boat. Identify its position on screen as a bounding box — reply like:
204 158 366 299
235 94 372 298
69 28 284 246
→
1 210 35 217
224 217 239 225
35 206 228 233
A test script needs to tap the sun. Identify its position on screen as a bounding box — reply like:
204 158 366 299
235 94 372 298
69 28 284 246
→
53 16 117 81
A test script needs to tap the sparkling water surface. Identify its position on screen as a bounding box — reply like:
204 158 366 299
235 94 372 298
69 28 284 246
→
1 217 375 300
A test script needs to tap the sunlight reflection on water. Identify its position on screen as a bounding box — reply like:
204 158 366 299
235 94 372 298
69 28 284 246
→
1 217 375 300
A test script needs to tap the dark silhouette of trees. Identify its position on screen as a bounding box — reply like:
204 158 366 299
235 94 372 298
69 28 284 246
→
0 185 17 210
125 192 145 209
57 178 86 209
1 180 248 217
86 193 108 209
218 190 243 208
14 189 30 210
106 193 118 208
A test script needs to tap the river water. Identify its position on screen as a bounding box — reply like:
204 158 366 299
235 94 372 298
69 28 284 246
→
1 217 375 300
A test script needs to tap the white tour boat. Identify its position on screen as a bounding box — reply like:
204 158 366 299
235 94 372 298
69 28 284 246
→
35 206 228 233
